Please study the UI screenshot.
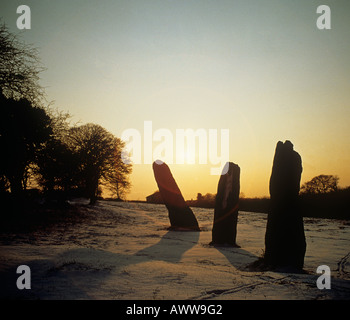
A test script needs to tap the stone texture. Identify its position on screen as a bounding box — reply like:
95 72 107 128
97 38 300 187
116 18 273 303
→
264 141 306 270
152 161 200 230
210 162 240 246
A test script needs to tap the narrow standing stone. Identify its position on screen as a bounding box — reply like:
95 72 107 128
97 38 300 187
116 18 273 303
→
210 162 240 246
264 141 306 271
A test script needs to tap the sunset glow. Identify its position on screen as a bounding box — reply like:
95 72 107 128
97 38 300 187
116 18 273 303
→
2 0 350 201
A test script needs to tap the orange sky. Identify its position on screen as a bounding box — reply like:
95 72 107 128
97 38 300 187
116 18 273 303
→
2 1 350 201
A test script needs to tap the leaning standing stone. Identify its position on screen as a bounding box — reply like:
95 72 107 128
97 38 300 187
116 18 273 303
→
152 160 200 231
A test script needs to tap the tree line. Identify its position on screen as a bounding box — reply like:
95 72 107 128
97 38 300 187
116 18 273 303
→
147 174 350 220
0 23 132 208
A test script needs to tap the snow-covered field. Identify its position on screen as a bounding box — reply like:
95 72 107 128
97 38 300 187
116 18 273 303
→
1 200 350 300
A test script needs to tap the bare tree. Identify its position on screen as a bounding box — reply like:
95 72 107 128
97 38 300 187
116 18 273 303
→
66 123 132 204
103 137 132 200
0 22 45 104
300 174 339 194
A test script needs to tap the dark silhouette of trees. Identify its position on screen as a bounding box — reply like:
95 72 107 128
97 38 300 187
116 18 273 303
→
36 137 81 199
0 22 44 104
185 193 216 208
103 137 132 200
299 175 349 220
0 92 132 206
0 92 52 199
66 123 131 204
300 174 339 194
196 193 216 208
0 24 132 207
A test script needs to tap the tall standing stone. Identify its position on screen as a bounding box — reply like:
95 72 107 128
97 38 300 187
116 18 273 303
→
210 162 240 246
152 160 200 231
264 141 306 270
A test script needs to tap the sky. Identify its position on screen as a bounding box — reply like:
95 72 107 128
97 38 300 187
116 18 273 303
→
1 0 350 200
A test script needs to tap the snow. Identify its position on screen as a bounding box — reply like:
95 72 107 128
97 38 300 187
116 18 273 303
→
0 200 350 300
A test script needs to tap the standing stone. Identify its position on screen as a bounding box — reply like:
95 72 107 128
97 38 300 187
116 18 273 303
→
264 141 306 271
152 160 200 230
210 162 240 246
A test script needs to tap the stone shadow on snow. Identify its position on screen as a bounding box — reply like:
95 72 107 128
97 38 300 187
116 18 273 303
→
0 230 200 299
